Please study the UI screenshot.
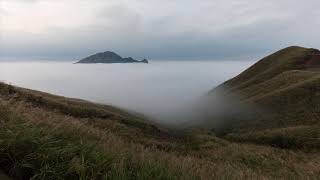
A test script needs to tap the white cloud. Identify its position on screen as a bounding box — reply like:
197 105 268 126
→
1 0 320 59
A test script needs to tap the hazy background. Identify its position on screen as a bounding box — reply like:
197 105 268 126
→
1 0 319 125
1 0 320 61
0 61 254 123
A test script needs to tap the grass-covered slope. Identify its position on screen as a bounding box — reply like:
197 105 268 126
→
1 80 320 179
220 46 320 91
213 46 320 150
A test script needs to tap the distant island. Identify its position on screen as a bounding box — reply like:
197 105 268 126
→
76 51 149 64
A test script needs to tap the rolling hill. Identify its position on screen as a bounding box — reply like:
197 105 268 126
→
211 46 320 150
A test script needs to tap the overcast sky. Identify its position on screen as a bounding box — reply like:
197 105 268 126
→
1 0 320 60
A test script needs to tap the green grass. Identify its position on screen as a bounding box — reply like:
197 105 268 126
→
0 106 192 180
226 125 320 151
1 104 319 179
0 82 165 139
0 82 129 119
208 46 320 148
220 46 320 91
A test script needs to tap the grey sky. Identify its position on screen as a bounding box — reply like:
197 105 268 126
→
1 0 320 60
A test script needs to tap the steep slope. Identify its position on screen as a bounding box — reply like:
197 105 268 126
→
220 46 320 91
211 46 320 150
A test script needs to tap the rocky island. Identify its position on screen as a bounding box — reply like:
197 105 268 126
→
76 51 149 64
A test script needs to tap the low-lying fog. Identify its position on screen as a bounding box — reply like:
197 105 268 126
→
0 60 254 126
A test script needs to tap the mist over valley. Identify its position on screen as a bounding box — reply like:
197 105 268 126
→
0 60 254 126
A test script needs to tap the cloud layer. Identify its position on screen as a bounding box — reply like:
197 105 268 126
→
1 0 320 60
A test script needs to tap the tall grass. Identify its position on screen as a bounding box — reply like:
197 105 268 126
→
0 80 320 179
0 106 191 180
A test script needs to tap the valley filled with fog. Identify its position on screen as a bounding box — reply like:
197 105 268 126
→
0 60 254 124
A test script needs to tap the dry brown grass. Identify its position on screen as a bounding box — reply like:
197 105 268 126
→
1 89 319 179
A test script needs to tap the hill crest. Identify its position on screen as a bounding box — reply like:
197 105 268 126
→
210 46 320 149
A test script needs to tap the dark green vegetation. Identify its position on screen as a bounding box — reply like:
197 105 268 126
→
214 46 320 151
0 46 320 179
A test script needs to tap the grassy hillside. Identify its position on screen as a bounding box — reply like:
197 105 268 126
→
0 83 319 179
220 46 320 90
212 46 320 150
1 47 320 179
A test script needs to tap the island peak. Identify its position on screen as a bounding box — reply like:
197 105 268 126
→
76 51 149 64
